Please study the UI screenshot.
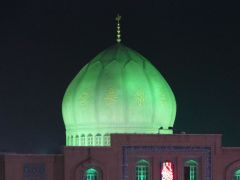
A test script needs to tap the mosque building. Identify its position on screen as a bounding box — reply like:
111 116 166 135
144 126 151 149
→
1 15 240 180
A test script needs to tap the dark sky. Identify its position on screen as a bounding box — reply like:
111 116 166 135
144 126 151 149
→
0 0 239 153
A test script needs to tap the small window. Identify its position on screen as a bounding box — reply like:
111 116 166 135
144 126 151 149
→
136 160 150 180
75 135 79 146
234 169 240 180
84 168 99 180
81 134 85 146
67 136 70 146
70 135 73 146
103 134 110 146
87 134 93 146
95 134 102 146
184 160 198 180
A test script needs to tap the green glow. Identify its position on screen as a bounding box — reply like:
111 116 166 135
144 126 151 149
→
235 169 240 175
85 168 98 180
136 160 149 180
185 160 198 180
62 44 177 146
235 169 240 180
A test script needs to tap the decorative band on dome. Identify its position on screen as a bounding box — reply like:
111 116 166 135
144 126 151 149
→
66 133 111 146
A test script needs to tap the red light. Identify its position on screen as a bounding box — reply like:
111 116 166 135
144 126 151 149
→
161 161 174 180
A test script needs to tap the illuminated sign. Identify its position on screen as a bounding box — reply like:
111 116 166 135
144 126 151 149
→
161 161 174 180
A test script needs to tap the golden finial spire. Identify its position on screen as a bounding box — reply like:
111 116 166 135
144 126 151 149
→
115 14 121 43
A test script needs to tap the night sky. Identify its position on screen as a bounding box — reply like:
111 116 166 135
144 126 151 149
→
0 0 239 153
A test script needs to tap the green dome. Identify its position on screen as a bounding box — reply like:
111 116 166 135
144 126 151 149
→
62 44 176 146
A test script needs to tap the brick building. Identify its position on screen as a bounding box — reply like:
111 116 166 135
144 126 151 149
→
1 23 240 180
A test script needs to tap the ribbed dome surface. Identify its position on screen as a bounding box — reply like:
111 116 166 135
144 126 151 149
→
62 44 176 146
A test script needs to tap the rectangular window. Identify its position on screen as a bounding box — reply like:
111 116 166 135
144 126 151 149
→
136 166 148 180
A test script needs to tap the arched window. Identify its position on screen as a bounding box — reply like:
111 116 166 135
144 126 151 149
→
84 168 99 180
70 135 73 146
184 160 198 180
234 169 240 180
103 134 110 146
67 136 70 145
75 135 79 146
136 160 150 180
81 134 85 146
87 134 93 146
95 134 102 146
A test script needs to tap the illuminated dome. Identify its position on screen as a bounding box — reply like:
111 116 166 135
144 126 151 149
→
62 44 177 146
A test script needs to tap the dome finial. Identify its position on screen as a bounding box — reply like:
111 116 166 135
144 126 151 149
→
115 14 121 43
